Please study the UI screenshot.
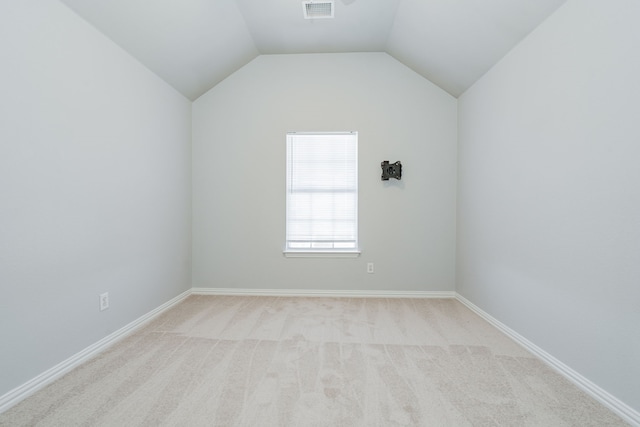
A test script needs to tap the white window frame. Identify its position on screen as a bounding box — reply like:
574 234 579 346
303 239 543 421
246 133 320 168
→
284 131 360 258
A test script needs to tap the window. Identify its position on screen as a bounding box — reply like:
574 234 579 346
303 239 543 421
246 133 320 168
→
285 132 359 257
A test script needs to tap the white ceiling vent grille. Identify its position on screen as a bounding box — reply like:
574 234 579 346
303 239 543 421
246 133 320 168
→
302 1 334 19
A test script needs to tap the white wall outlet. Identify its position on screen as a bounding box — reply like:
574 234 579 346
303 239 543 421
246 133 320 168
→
99 292 109 311
367 262 374 274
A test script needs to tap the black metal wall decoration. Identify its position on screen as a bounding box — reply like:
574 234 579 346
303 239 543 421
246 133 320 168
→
381 160 402 181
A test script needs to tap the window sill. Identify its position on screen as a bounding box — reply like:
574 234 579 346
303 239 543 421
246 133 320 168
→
283 250 361 258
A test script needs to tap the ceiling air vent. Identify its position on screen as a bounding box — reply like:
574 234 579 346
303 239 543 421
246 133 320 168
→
302 1 334 19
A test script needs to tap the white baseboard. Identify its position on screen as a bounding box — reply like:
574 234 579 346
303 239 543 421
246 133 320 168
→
0 289 191 414
455 293 640 426
191 287 455 299
5 288 636 426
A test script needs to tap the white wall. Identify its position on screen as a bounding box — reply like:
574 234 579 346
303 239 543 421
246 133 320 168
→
458 0 640 413
0 1 191 396
193 53 457 292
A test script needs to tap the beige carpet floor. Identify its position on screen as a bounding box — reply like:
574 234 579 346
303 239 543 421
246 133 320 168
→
0 295 627 426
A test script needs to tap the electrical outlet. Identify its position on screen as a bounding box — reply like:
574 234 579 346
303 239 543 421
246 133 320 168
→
367 262 374 274
99 292 109 311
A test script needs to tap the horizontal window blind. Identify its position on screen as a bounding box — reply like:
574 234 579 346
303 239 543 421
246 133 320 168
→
286 132 358 252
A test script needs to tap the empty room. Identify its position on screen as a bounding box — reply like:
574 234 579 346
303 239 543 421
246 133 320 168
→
1 0 638 425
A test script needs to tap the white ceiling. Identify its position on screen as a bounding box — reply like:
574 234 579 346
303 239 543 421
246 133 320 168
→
60 0 567 101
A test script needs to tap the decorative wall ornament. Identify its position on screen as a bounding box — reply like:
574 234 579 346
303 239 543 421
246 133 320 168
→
381 160 402 181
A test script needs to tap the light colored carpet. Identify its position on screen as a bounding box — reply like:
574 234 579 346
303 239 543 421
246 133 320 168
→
0 295 627 426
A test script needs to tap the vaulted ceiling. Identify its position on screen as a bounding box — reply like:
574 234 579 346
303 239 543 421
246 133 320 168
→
60 0 567 101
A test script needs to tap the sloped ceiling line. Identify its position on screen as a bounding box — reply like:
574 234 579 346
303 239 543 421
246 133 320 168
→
59 0 567 100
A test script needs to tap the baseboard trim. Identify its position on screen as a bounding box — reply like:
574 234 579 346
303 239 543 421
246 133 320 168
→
455 293 640 426
191 287 455 299
0 289 191 414
5 288 636 425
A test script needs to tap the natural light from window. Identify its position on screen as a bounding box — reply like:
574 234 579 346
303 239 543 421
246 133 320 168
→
285 132 359 257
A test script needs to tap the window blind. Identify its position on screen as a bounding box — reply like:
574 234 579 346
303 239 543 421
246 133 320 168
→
286 132 358 252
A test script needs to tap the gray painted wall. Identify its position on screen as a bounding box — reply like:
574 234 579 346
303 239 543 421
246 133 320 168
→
457 0 640 411
3 0 637 418
0 1 192 396
192 53 458 292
